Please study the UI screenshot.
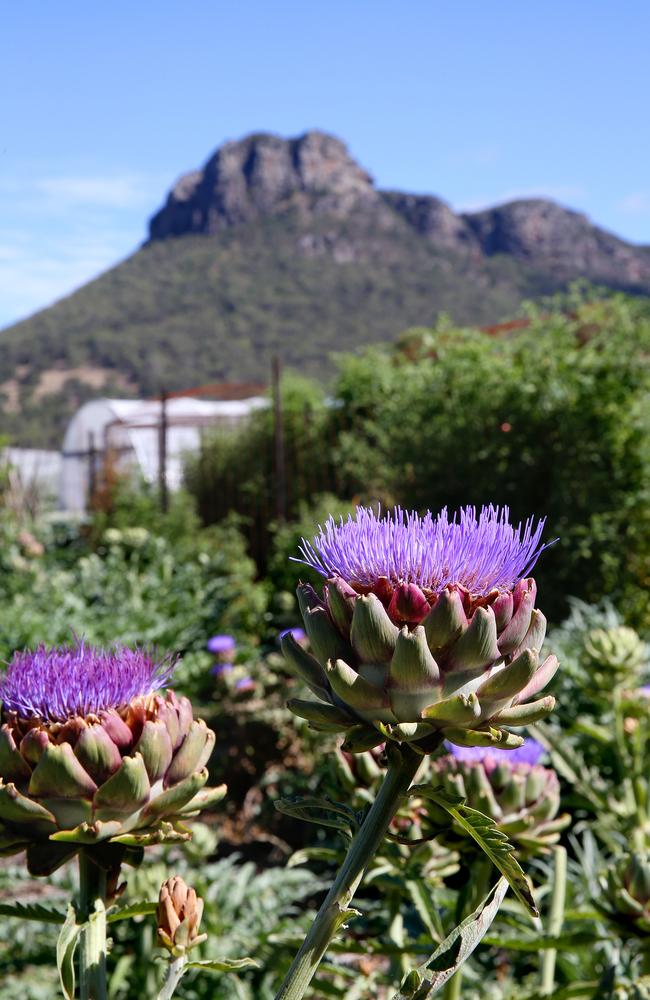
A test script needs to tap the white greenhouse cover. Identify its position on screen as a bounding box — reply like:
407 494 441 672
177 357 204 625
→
60 396 266 512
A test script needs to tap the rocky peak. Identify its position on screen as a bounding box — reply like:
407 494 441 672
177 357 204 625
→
149 130 378 240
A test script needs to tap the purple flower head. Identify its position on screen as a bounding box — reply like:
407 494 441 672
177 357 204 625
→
446 737 545 769
0 640 176 723
235 676 256 693
279 627 307 643
207 634 236 655
640 685 650 698
210 662 234 678
296 505 553 597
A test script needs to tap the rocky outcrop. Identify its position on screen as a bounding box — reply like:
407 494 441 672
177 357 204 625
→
148 130 650 293
463 199 650 290
149 131 381 240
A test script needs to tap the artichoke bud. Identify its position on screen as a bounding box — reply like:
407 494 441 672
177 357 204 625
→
157 876 207 957
389 627 440 721
607 853 650 929
325 576 357 634
423 589 467 652
350 594 399 661
585 626 648 685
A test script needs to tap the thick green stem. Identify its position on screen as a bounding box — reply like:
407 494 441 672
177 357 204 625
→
78 852 108 1000
540 845 567 995
157 956 188 1000
275 743 423 1000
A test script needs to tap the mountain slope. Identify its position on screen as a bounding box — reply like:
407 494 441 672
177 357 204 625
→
2 130 649 447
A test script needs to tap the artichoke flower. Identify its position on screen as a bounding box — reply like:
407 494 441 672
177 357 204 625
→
606 852 650 936
283 505 558 753
584 625 648 687
430 739 569 856
0 641 225 875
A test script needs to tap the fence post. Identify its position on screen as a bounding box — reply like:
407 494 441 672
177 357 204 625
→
87 431 97 507
272 356 287 522
159 388 169 514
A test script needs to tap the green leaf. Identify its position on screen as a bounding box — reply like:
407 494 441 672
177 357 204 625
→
106 899 158 923
481 931 606 952
414 785 538 916
404 879 443 944
186 957 260 973
274 795 360 834
56 904 81 1000
287 847 341 868
393 878 509 998
0 899 67 924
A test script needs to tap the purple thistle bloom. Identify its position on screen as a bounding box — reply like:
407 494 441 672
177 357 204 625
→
296 504 553 596
0 640 175 722
207 634 236 655
446 737 545 768
210 662 234 677
235 676 256 692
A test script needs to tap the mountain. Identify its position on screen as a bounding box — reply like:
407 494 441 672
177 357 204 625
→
2 129 650 447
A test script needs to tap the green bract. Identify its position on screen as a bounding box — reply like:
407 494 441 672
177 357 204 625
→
284 577 558 753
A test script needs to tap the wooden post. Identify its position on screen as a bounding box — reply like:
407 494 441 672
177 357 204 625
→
272 356 287 522
87 431 97 508
159 389 169 514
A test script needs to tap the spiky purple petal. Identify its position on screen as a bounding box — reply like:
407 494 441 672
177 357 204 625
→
446 737 545 768
0 640 176 722
296 505 553 596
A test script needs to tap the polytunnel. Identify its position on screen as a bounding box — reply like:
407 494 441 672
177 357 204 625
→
60 396 266 511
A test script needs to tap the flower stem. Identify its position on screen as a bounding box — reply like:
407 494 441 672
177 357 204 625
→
78 852 108 1000
540 845 567 995
275 742 423 1000
157 956 188 1000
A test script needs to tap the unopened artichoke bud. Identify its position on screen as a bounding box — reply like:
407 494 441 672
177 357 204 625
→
606 853 650 935
584 626 648 687
0 641 226 876
157 875 207 956
287 505 558 752
429 739 568 857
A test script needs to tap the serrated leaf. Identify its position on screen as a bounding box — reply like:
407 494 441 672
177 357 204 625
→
0 899 66 924
393 878 508 999
186 957 260 972
414 785 538 916
404 879 443 944
56 904 81 1000
106 899 158 923
274 795 360 834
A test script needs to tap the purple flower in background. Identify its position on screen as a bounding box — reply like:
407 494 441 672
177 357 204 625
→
0 640 175 722
639 685 650 698
296 504 553 597
279 627 307 644
235 676 256 693
207 634 236 656
446 737 545 769
210 662 234 678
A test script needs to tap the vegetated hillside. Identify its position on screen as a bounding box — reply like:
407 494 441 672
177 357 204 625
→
2 129 649 448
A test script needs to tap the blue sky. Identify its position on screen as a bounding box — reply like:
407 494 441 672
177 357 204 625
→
2 1 649 328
